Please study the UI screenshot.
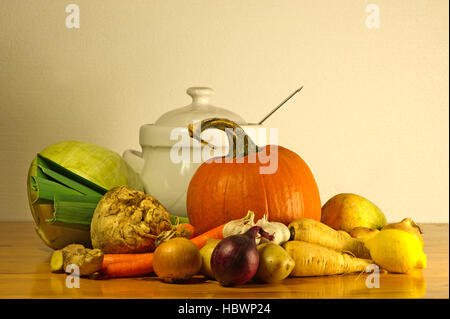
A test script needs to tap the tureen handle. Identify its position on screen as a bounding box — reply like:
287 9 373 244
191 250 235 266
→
122 149 144 175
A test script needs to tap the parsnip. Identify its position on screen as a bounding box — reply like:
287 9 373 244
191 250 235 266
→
283 241 373 277
288 218 371 259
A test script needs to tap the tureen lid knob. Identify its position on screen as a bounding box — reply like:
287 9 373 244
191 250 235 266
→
186 87 213 105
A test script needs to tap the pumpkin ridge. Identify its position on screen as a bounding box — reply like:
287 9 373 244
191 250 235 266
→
260 151 280 223
277 151 297 223
295 153 310 218
297 153 321 221
257 162 270 220
187 162 215 233
200 165 212 231
222 163 234 223
240 161 246 220
214 164 229 227
284 153 305 222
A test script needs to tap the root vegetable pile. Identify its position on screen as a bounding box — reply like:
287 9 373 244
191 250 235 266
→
46 172 426 285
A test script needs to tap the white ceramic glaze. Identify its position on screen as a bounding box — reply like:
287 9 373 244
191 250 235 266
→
123 87 267 217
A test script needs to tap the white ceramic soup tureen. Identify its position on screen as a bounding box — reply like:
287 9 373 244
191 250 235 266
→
123 87 268 217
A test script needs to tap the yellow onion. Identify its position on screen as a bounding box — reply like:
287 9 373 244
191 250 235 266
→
153 237 202 283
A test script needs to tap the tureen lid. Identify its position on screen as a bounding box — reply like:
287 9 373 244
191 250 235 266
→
154 87 246 126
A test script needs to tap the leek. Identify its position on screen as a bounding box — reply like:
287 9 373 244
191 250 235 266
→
30 142 187 230
31 154 107 228
46 195 102 230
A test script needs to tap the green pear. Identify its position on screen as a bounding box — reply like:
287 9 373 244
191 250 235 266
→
321 193 387 232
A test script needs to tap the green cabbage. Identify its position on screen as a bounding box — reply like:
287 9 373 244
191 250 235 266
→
40 141 142 191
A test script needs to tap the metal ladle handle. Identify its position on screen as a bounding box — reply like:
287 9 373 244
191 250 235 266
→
258 86 303 125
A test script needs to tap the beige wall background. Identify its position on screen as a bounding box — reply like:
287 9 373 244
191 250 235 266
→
0 0 448 222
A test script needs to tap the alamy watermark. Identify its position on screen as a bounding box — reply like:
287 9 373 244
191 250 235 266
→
65 264 80 288
65 4 80 29
365 264 380 288
64 5 380 31
365 4 380 29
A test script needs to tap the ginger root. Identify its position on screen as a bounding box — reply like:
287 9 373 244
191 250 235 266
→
50 244 103 276
90 186 172 253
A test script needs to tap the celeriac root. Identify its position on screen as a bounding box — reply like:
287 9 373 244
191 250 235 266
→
90 186 172 253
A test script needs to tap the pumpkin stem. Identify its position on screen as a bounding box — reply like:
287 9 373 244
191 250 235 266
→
188 118 259 158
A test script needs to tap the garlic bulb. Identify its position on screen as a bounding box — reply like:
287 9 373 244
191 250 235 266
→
223 211 259 243
256 214 290 245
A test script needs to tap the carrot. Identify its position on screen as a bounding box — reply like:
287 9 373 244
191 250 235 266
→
101 253 154 278
176 223 195 239
190 223 226 249
283 241 373 277
288 218 370 259
101 253 150 271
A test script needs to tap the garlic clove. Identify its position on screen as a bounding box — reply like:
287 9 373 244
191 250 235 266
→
256 214 290 245
223 210 256 238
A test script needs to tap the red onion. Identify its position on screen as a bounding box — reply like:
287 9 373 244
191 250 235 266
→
210 226 274 286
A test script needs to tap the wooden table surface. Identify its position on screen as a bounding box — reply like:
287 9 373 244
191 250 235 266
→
0 222 448 299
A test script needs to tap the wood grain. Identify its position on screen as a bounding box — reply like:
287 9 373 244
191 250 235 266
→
0 222 447 299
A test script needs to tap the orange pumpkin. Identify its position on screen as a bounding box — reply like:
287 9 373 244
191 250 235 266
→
186 118 321 235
